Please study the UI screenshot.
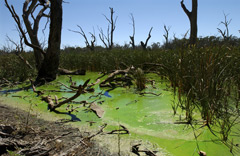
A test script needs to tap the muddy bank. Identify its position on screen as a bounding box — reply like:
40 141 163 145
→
0 104 114 156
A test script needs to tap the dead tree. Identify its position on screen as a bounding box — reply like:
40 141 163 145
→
99 7 117 50
140 27 153 50
163 25 171 48
181 0 198 45
217 12 232 40
129 13 136 49
69 25 96 51
5 0 63 85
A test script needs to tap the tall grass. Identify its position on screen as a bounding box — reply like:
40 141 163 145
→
0 52 36 82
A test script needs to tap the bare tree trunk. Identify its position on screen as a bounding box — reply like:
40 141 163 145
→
181 0 198 45
22 0 48 70
36 0 62 83
5 0 62 85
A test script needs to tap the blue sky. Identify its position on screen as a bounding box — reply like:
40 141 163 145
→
0 0 240 49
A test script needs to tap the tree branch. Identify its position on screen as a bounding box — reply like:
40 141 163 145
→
140 27 153 50
69 25 91 48
4 0 46 55
98 27 109 49
129 13 135 49
42 79 91 111
33 3 50 34
180 0 191 19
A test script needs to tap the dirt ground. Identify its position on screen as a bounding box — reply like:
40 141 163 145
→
0 104 112 156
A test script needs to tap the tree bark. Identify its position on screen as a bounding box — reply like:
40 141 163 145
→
181 0 198 45
36 0 62 83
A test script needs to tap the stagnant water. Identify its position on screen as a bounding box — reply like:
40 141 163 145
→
0 72 239 156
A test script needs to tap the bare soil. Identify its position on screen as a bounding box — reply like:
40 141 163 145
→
0 104 111 156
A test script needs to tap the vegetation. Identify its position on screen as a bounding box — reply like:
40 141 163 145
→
1 1 239 155
1 37 240 150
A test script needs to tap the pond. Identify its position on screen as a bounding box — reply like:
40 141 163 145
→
0 72 238 156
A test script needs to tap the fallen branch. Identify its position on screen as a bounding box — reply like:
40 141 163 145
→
66 104 82 113
88 123 107 140
30 79 44 96
131 144 158 156
58 68 86 75
70 79 100 93
139 92 162 96
100 67 134 88
42 79 90 111
88 90 104 99
106 125 129 135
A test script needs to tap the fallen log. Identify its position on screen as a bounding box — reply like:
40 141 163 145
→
106 125 129 134
70 79 100 93
58 68 86 75
100 67 133 87
139 92 162 96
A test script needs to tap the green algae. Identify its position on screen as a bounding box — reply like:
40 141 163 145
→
0 72 239 156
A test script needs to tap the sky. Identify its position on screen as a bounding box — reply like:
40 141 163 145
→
0 0 240 49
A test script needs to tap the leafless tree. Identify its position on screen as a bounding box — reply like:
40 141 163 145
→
163 25 171 48
129 13 136 49
5 0 63 84
99 7 117 50
181 0 198 45
69 26 96 51
217 12 232 40
140 27 153 50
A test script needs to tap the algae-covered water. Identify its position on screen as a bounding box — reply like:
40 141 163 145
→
0 72 238 156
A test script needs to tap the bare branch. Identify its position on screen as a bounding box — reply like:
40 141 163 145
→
163 24 171 47
129 13 135 49
99 7 117 50
69 25 90 48
217 28 226 38
6 31 33 70
140 27 153 50
180 0 191 19
183 29 189 39
98 27 109 49
42 79 91 111
4 0 46 55
33 3 50 34
217 12 232 39
89 29 96 51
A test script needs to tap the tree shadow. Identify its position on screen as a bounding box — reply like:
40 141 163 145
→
53 110 81 123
